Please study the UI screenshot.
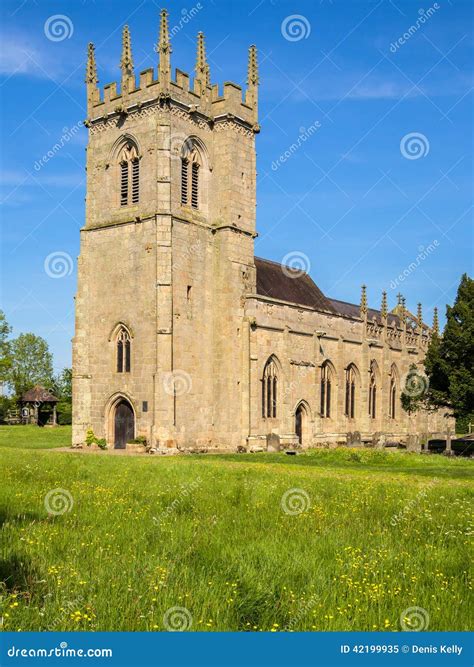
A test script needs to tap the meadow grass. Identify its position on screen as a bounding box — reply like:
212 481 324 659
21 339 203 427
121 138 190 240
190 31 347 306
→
0 427 472 632
0 425 71 449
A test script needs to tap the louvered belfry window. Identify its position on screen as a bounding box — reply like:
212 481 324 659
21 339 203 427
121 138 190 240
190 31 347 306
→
119 143 139 207
181 158 189 205
191 162 199 209
120 161 129 206
180 144 202 210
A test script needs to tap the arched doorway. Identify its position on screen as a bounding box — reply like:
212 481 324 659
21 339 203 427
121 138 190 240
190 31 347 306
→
114 399 134 449
295 403 308 446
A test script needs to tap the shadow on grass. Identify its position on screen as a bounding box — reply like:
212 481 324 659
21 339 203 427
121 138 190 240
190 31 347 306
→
0 554 42 592
0 507 45 529
210 452 473 480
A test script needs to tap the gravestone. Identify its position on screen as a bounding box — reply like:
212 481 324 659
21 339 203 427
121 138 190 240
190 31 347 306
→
267 433 281 452
407 434 421 453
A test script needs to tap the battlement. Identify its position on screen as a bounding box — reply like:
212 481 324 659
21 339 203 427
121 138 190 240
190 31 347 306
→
85 10 259 131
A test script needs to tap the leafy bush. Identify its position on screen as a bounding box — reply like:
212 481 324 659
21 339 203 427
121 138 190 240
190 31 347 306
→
0 396 16 424
85 428 96 447
57 400 72 425
129 436 147 445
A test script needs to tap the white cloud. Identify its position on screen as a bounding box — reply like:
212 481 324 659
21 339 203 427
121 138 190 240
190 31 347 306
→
0 36 46 77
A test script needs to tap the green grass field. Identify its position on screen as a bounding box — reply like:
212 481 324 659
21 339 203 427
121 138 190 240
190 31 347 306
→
0 425 472 632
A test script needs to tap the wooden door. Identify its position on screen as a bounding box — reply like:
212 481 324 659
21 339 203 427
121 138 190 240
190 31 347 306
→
114 400 134 449
295 405 303 444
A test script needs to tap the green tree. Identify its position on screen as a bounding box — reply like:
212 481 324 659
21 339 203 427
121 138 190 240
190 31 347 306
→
8 333 54 398
52 368 72 400
52 368 73 425
0 310 12 383
424 274 474 428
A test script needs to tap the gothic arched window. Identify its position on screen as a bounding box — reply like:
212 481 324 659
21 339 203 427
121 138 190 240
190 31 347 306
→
320 361 332 418
116 327 131 373
368 363 377 419
344 364 357 419
389 378 397 419
119 142 139 207
262 357 278 419
180 140 204 211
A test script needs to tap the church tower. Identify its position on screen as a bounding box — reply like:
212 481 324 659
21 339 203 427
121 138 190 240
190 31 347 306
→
73 11 260 449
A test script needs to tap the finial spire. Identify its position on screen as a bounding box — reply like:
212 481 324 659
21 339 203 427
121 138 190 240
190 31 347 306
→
417 302 423 325
360 284 368 317
85 42 99 112
157 8 171 88
194 32 210 94
86 42 98 85
432 307 439 335
120 25 134 93
246 45 259 122
381 291 388 319
400 297 406 323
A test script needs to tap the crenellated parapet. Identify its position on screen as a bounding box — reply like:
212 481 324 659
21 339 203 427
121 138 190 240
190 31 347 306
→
84 9 259 133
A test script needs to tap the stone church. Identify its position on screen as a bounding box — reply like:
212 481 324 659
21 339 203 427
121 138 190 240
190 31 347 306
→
72 10 449 451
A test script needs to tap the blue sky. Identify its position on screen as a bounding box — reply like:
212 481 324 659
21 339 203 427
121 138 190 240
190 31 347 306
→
1 0 472 372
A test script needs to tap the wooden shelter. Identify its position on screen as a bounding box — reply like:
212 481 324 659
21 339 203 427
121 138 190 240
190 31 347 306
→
20 386 58 426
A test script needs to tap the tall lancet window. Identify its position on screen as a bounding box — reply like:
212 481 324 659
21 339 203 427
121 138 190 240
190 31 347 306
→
320 361 332 418
262 357 278 419
389 378 397 419
368 363 377 419
116 327 131 373
344 364 357 419
119 142 139 207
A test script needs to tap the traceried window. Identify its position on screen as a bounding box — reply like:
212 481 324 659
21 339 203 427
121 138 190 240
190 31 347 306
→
180 140 204 211
262 357 278 419
320 361 332 418
344 364 357 419
389 378 397 419
116 327 131 373
119 143 139 207
368 363 377 419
